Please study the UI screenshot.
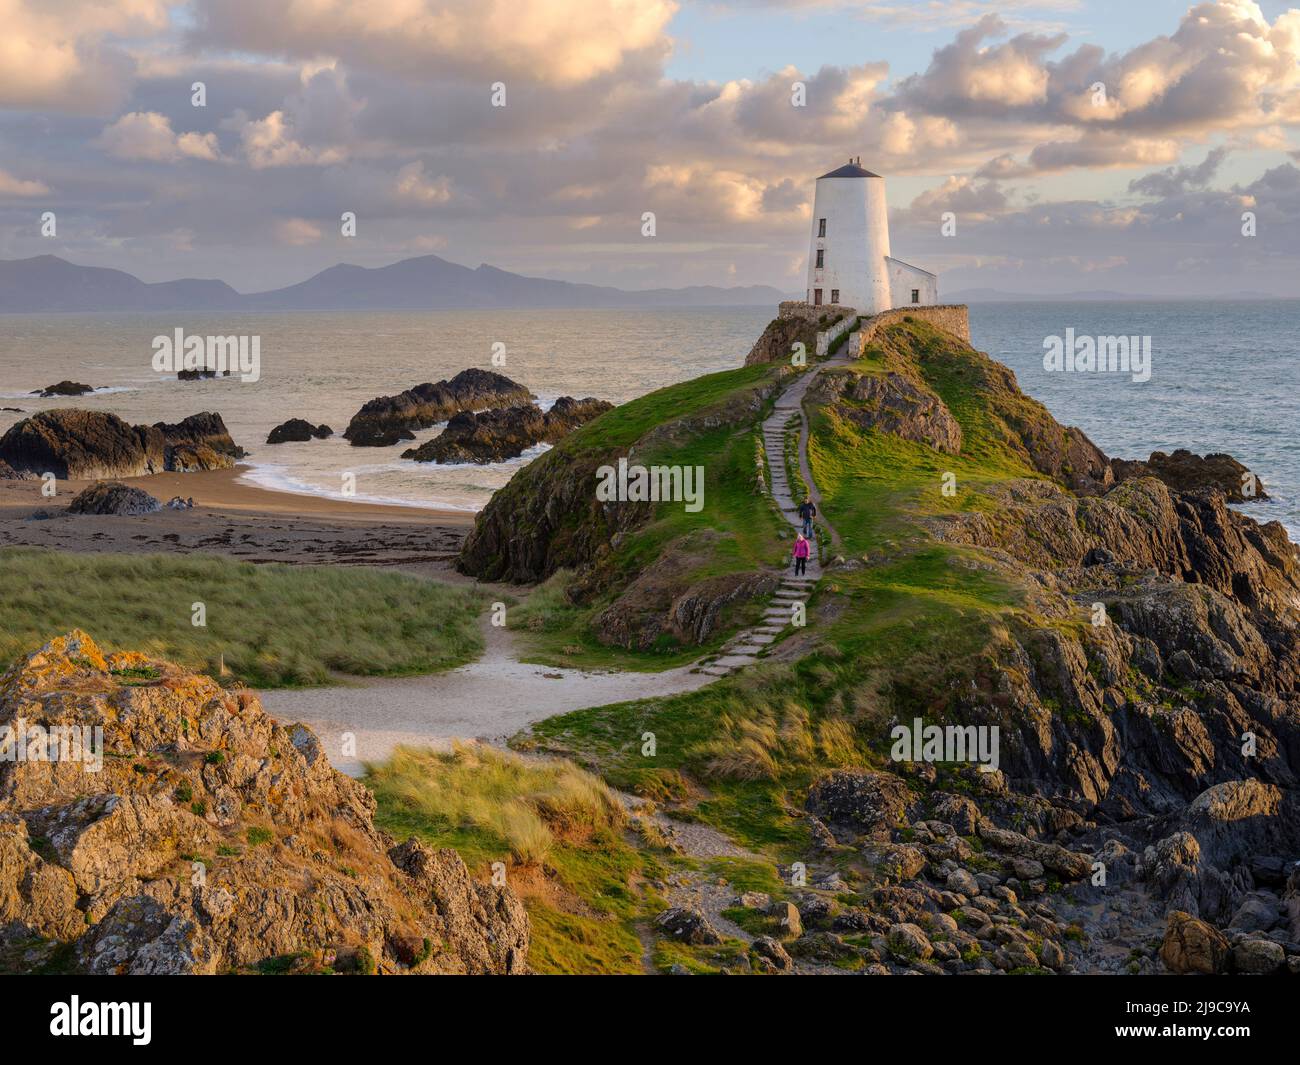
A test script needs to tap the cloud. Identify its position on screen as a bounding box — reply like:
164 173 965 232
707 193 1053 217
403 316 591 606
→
0 169 50 197
904 175 1008 221
95 111 221 161
274 218 323 245
394 162 452 205
1129 147 1228 197
229 110 347 169
0 0 169 112
191 0 677 86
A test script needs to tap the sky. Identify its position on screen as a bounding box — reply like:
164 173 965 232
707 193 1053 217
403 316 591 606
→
2 0 1300 296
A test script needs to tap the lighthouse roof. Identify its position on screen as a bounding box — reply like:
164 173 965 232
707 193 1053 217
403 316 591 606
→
819 162 881 179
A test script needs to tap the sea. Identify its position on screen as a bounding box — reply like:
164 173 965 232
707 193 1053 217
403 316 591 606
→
0 302 1296 535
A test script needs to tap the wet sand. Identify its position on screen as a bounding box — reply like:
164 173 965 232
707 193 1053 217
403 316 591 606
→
0 464 472 567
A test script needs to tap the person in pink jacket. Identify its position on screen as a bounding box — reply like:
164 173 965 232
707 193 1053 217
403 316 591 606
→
792 532 810 576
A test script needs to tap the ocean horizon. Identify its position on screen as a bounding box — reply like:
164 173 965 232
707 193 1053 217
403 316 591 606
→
2 300 1296 534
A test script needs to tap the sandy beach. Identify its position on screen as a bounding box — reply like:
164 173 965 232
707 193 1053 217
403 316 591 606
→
0 464 474 568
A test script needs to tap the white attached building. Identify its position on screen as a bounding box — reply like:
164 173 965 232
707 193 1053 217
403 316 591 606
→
804 159 937 315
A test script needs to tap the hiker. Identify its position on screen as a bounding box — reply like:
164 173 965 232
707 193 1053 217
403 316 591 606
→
798 497 816 537
792 532 810 576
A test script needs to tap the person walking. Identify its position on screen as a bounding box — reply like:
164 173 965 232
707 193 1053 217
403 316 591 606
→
798 497 816 537
792 532 810 576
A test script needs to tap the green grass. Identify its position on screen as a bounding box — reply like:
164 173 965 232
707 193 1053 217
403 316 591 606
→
0 547 486 687
367 743 664 975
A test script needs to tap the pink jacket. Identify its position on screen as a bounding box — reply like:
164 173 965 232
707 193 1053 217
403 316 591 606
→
793 538 810 559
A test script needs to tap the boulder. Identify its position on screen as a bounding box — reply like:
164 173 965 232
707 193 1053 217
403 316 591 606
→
402 396 611 465
1158 911 1228 974
0 631 529 975
805 770 913 840
67 482 162 516
266 419 333 444
751 935 793 972
36 381 95 397
886 922 934 961
0 409 242 480
768 900 802 939
1112 448 1267 501
654 907 721 946
1231 937 1285 974
344 369 532 446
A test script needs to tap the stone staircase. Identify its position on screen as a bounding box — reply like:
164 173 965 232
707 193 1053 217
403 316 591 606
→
697 366 831 678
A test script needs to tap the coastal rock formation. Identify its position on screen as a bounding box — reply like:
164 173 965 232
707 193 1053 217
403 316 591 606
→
744 314 819 367
1111 449 1267 502
344 369 533 447
35 381 95 397
0 631 529 975
401 396 612 465
0 409 244 480
266 419 333 444
68 482 162 516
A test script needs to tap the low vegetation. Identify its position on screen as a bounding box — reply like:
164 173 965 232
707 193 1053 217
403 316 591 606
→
0 547 486 687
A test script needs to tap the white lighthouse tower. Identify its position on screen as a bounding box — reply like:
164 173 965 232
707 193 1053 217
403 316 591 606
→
804 159 937 315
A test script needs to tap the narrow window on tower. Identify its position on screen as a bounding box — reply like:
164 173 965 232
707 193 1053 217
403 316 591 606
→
813 289 823 306
830 289 839 304
815 249 824 268
911 289 920 304
818 218 826 238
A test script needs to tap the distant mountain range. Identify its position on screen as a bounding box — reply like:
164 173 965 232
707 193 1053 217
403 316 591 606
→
0 254 789 313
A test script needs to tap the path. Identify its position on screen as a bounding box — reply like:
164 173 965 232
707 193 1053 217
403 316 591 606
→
262 620 711 776
699 347 849 677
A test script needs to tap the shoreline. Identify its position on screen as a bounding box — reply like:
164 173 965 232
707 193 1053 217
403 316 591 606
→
0 464 474 567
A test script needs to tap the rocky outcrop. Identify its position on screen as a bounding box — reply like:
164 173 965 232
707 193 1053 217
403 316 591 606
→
266 419 333 444
1112 449 1267 502
343 369 532 447
744 315 819 367
0 631 529 975
590 530 778 649
402 396 611 465
35 381 95 397
458 367 789 585
0 410 243 480
0 459 25 480
67 482 162 516
809 366 962 454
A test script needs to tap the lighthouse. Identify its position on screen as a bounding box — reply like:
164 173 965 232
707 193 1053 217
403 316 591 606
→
804 159 937 315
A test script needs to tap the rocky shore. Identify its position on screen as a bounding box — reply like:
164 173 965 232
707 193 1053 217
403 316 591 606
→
0 409 244 480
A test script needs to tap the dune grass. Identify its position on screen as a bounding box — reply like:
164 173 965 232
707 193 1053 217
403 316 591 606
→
368 743 662 974
0 547 486 687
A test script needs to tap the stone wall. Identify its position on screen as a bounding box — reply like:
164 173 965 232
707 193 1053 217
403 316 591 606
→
778 300 856 327
851 305 970 354
817 313 858 357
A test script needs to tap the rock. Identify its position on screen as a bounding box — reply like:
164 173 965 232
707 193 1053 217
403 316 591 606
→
1040 939 1065 969
930 792 980 835
1231 937 1285 974
36 381 95 397
945 868 980 897
165 496 194 509
768 900 802 939
886 922 934 961
976 820 1091 879
1011 858 1045 880
344 369 533 447
751 935 793 971
1227 893 1279 933
1158 911 1229 974
655 907 721 946
0 409 242 480
266 419 333 444
177 368 231 381
737 891 770 910
402 396 611 465
809 366 962 454
805 770 913 840
1112 448 1267 501
0 458 26 480
0 630 529 975
67 481 161 516
879 843 926 880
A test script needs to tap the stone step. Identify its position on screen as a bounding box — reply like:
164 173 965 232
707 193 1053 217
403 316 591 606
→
712 654 759 668
700 665 733 677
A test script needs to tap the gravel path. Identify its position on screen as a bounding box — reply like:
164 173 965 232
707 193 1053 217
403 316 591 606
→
262 621 711 776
